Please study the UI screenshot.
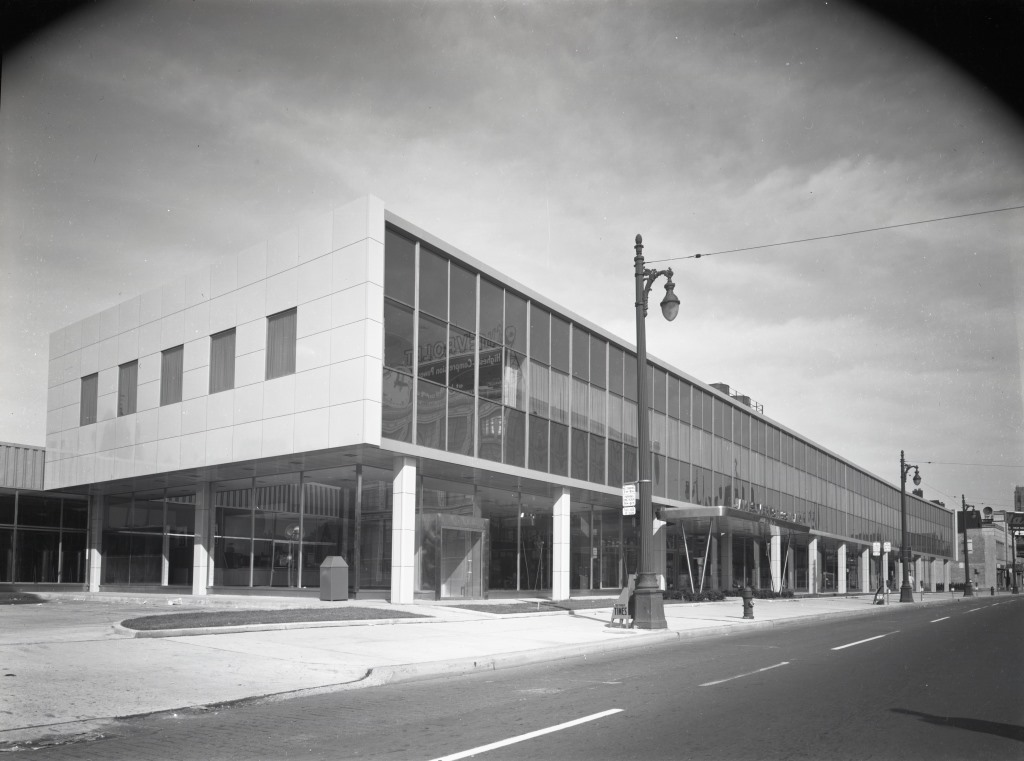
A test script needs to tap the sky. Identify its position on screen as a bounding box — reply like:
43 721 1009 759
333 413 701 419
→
2 0 1022 511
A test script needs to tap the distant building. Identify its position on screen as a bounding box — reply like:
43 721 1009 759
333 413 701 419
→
957 506 1021 592
19 195 958 600
0 442 88 584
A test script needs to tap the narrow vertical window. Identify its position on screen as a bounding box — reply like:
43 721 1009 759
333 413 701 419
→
117 361 138 416
210 329 236 393
160 345 184 406
80 373 98 425
266 308 297 380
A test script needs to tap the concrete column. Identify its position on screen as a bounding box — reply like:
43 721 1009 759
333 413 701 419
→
883 551 891 592
192 483 211 596
751 538 762 588
838 543 848 594
787 545 795 590
860 547 871 593
914 557 923 591
87 494 103 592
721 527 734 590
808 537 819 593
551 488 571 601
710 525 720 591
390 457 417 604
770 531 782 593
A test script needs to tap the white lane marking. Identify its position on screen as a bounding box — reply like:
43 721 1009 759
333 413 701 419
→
429 708 624 761
831 631 898 650
930 616 950 623
965 607 982 613
699 661 790 687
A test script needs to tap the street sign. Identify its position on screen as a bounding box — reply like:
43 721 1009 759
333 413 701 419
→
1008 511 1024 528
883 541 892 553
872 542 881 556
622 484 637 508
622 505 636 516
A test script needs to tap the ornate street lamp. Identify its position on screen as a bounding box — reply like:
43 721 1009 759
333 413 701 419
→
898 450 921 603
632 234 679 630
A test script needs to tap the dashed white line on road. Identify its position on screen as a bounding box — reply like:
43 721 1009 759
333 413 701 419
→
831 632 899 650
429 708 624 760
699 662 790 687
930 617 950 623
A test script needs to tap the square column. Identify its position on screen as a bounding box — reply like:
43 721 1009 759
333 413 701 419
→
752 539 761 589
551 488 571 601
710 525 720 591
721 527 734 590
770 531 783 593
787 545 795 589
914 557 923 591
87 494 103 592
860 547 871 593
838 543 848 594
391 456 417 604
192 482 211 596
808 537 819 594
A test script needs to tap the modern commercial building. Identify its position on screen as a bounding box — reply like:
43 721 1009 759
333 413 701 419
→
35 195 956 601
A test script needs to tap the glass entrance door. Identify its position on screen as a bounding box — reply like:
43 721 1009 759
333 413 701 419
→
440 527 483 599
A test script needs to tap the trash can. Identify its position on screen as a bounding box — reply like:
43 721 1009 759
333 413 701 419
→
319 556 349 601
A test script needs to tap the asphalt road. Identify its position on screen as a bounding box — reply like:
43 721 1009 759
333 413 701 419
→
22 597 1024 760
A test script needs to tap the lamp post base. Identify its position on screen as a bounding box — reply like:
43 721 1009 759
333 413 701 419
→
899 583 914 603
963 584 974 597
632 577 667 630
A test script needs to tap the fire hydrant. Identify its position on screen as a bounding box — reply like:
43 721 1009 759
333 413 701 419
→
990 586 995 596
742 586 755 620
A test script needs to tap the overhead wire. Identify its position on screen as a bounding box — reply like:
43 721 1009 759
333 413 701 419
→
644 203 1024 264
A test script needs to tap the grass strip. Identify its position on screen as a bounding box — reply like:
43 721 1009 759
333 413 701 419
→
0 591 46 605
122 607 427 630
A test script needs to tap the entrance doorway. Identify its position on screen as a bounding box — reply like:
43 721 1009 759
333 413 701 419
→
440 527 484 599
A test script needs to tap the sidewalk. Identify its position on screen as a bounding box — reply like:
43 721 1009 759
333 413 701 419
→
0 589 968 749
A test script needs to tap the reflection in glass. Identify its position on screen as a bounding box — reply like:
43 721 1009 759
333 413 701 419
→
418 313 447 384
382 369 414 443
384 300 414 373
478 399 502 462
529 362 549 417
447 389 474 455
417 379 446 449
478 338 503 402
448 327 475 391
503 350 526 410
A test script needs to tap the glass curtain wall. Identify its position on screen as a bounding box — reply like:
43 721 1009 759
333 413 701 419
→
102 490 195 586
569 503 635 591
380 223 954 593
0 493 88 583
212 466 392 591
